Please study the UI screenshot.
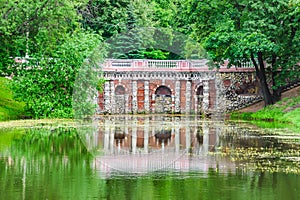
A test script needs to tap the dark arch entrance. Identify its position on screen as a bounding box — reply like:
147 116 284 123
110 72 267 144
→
155 86 172 113
115 85 126 113
196 85 204 114
115 85 125 95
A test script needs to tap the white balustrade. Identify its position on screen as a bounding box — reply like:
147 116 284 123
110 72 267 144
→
103 59 254 69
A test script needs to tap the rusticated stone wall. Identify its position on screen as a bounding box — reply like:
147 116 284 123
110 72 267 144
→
219 72 263 111
98 70 262 114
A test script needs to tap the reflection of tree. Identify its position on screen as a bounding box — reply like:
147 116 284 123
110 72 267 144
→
11 127 89 156
0 127 105 200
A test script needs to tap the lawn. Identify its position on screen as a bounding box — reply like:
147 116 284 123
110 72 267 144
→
0 77 26 121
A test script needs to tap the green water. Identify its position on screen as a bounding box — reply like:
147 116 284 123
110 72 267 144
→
0 116 299 200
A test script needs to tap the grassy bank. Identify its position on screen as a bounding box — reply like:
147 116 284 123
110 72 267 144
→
231 96 300 128
0 77 27 121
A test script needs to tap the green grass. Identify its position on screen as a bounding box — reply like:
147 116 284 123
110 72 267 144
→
0 77 26 121
231 96 300 129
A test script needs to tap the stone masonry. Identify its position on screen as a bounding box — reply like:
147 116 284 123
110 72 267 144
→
98 59 262 114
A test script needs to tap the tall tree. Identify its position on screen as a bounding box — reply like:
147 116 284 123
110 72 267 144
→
80 0 187 59
186 0 300 106
0 0 88 76
0 0 104 118
79 0 130 38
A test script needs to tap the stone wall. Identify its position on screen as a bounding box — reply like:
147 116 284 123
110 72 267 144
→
99 71 217 114
98 70 262 114
218 71 263 111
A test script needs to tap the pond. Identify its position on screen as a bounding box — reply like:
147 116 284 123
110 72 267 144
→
0 115 299 200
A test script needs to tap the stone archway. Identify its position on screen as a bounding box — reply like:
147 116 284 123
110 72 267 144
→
196 85 204 114
115 85 126 113
155 86 172 113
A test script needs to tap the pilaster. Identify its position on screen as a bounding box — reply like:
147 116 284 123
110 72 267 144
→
175 80 181 113
104 81 111 113
132 81 138 113
144 81 150 113
185 80 192 114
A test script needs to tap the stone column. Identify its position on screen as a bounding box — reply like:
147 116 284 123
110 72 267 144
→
110 125 115 154
132 120 137 154
151 93 156 113
171 95 175 113
125 94 129 114
175 124 180 154
175 80 181 113
185 120 191 151
104 81 111 113
185 81 192 114
203 123 209 153
144 117 149 153
144 81 150 113
194 94 198 113
132 81 138 114
203 81 209 111
110 81 115 113
104 119 110 152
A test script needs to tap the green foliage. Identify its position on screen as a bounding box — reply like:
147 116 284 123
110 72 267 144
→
187 0 300 104
0 0 89 76
12 127 88 156
82 0 191 60
230 112 253 120
142 48 170 60
282 108 300 127
96 78 106 92
251 107 285 121
80 0 130 37
0 77 26 121
232 96 300 128
11 31 103 119
73 54 105 119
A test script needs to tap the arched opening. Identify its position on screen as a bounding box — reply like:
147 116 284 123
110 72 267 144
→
115 85 125 95
115 85 126 113
155 86 172 113
196 85 204 114
155 86 172 96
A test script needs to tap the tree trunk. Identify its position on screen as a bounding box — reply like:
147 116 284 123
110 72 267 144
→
271 53 281 102
251 52 274 106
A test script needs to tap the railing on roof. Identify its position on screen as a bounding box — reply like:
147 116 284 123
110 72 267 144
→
102 59 255 72
103 59 207 68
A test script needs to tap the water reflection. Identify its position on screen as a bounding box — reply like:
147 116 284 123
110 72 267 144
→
90 116 219 154
76 116 300 175
87 116 225 174
0 116 300 199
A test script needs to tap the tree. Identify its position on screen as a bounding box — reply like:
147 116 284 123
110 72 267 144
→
187 0 300 106
11 31 102 118
0 0 104 118
0 0 88 76
79 0 130 38
80 0 187 60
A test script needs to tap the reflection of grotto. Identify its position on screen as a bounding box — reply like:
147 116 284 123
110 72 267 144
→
96 116 219 155
196 133 203 145
114 127 125 146
155 129 172 144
